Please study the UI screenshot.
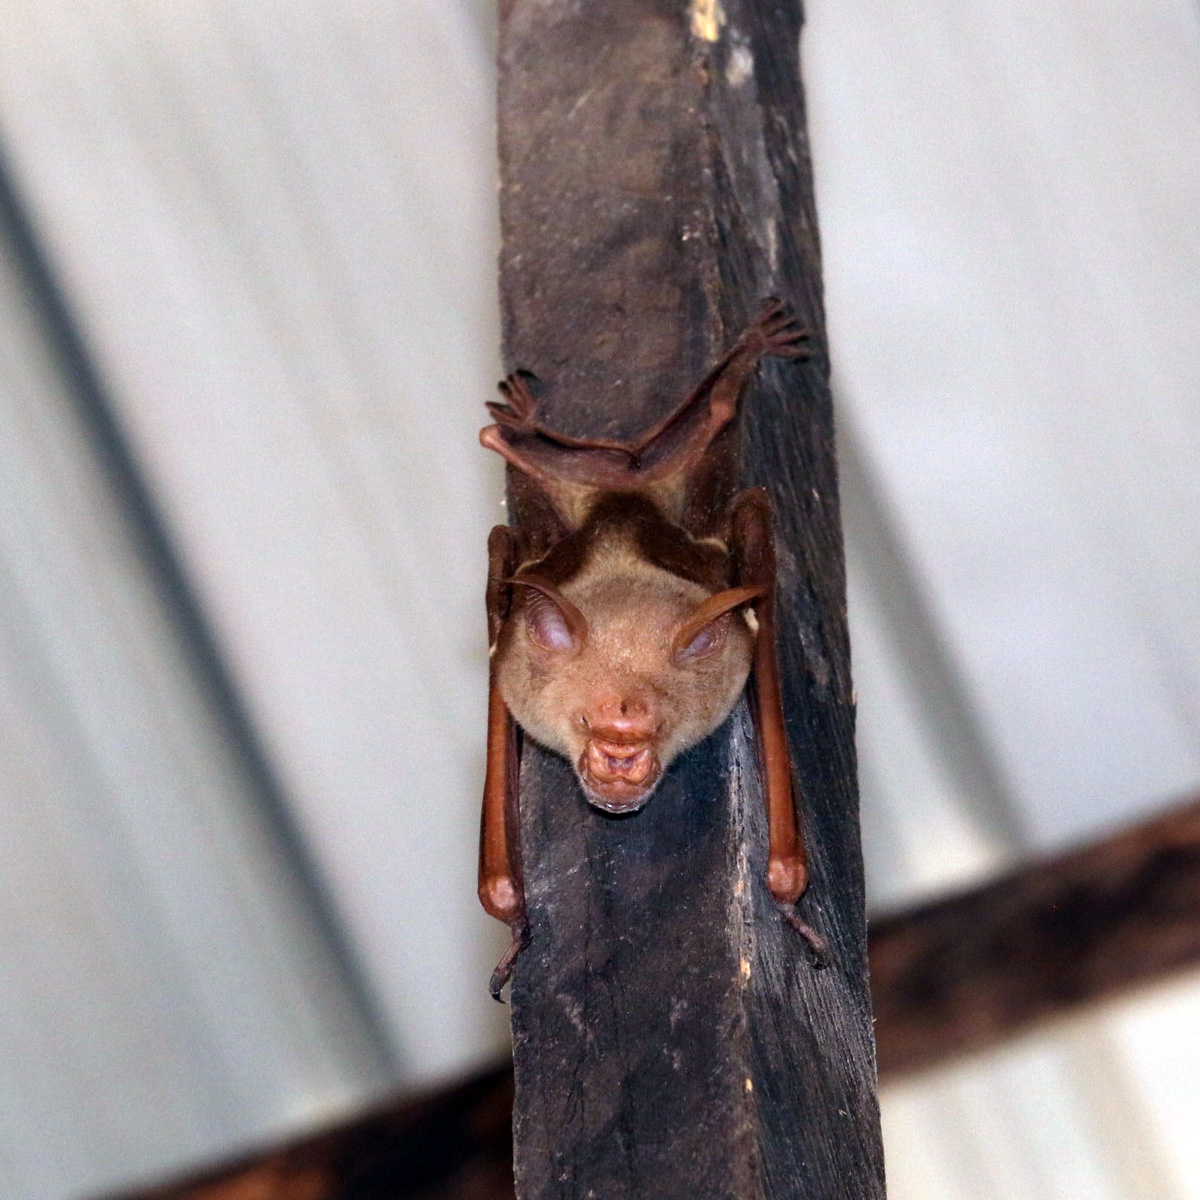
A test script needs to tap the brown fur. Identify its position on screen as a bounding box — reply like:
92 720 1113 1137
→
478 300 818 989
495 504 755 810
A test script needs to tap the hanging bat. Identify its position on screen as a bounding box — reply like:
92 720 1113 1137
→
478 299 826 998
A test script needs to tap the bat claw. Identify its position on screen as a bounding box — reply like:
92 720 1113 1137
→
776 901 830 969
495 371 541 432
768 339 814 361
488 919 532 1002
746 300 813 362
486 400 526 431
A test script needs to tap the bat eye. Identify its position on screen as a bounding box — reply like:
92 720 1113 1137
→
526 594 578 652
674 614 729 664
509 573 588 654
671 585 761 665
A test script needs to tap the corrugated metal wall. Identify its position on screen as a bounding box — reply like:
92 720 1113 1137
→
814 3 1200 1195
0 148 392 1199
0 2 1197 1197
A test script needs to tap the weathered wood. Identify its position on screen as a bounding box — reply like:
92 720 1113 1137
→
871 791 1200 1077
111 789 1200 1200
498 4 884 1199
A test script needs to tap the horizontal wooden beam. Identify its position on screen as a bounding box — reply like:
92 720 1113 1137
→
117 791 1200 1200
870 791 1200 1076
104 1065 516 1200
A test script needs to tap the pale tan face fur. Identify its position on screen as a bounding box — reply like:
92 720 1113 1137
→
496 535 756 813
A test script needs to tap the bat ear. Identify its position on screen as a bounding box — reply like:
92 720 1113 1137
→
509 574 588 654
672 585 764 664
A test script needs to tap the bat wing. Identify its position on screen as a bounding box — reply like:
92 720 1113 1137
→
479 524 530 999
731 488 827 964
481 300 811 529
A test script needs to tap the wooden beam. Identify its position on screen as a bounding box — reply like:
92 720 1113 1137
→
103 1066 516 1200
498 4 884 1199
870 792 1200 1077
112 792 1200 1199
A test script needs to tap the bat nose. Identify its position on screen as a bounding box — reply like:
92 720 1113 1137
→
584 692 658 743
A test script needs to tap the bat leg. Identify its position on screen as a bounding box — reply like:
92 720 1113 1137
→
479 300 813 499
777 904 829 969
480 526 530 1000
731 488 828 968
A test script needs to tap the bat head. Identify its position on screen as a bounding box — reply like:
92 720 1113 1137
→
495 553 760 813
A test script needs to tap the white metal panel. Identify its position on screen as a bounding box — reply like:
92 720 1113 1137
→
0 231 390 1200
806 3 1200 1198
880 1014 1184 1200
1107 973 1200 1194
842 423 1017 910
0 0 509 1089
807 0 1200 851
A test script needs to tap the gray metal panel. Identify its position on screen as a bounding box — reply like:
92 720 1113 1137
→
807 0 1200 851
0 0 511 1095
0 228 391 1200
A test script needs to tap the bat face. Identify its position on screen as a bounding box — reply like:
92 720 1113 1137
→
495 538 757 813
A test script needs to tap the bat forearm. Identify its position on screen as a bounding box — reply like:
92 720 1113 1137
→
755 593 809 905
479 677 523 924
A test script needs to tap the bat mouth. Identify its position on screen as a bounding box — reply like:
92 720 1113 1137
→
578 738 661 813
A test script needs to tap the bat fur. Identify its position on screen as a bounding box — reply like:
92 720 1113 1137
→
477 299 824 995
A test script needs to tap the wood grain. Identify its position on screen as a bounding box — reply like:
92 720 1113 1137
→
109 791 1200 1199
498 3 884 1198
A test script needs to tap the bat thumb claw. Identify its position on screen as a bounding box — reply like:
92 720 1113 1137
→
776 902 830 969
488 920 532 1002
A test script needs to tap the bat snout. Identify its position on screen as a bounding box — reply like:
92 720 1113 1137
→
578 733 662 813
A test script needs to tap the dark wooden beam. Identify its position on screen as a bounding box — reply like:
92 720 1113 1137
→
498 4 883 1199
102 1065 516 1200
870 792 1200 1077
110 793 1200 1200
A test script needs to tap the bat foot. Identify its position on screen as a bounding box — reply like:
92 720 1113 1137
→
748 298 813 361
488 371 542 433
488 919 532 1003
776 901 830 969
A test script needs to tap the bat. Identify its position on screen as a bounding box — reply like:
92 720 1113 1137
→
477 299 826 998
